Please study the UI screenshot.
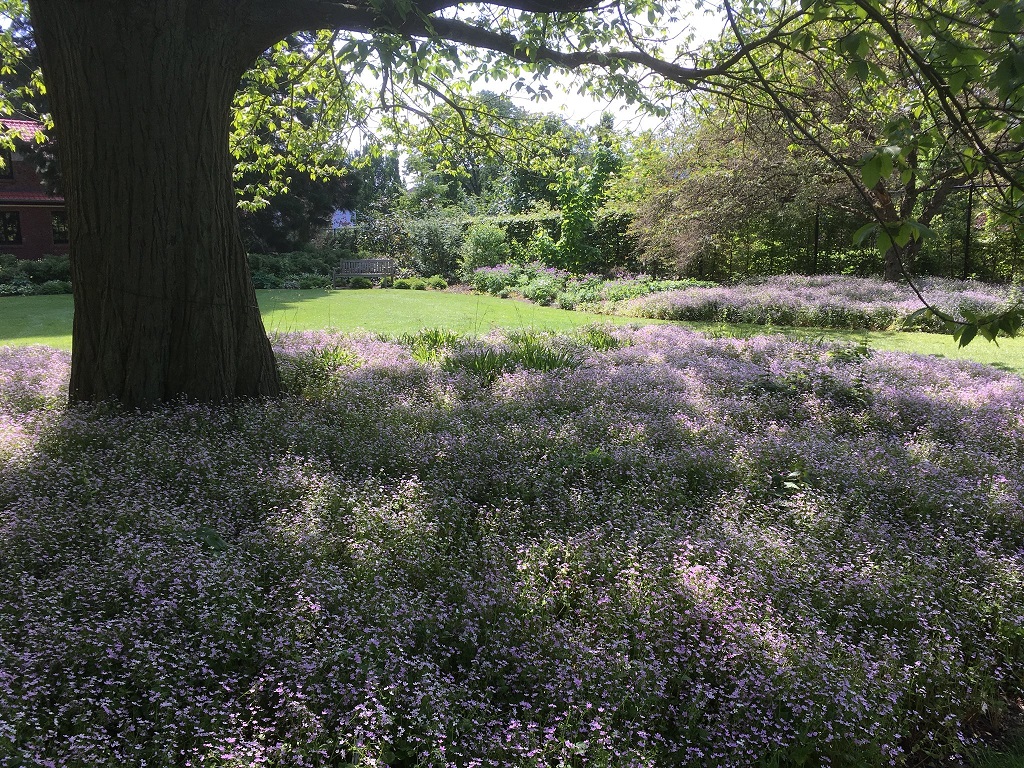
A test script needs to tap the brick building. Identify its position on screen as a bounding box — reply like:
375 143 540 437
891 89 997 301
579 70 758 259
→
0 119 68 261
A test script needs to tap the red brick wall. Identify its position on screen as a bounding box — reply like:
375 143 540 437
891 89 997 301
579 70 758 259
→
0 206 68 261
0 156 68 261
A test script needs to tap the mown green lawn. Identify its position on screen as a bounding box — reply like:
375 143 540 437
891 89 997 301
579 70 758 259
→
3 290 1024 377
0 290 652 350
258 288 649 336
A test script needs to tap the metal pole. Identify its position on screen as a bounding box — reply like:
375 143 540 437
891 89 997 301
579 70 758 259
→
813 204 820 274
962 184 973 279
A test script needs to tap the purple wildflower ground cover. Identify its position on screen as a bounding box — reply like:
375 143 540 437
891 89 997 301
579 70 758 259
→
616 275 1018 332
1 326 1023 767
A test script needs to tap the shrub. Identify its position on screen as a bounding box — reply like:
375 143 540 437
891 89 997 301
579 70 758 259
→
33 280 72 295
20 254 71 283
393 277 428 290
0 282 29 296
425 275 448 290
522 229 559 266
469 264 519 294
346 277 373 289
460 223 510 278
248 251 335 279
521 273 564 305
296 273 333 290
0 254 73 294
250 271 282 289
407 216 464 279
0 254 22 284
356 212 414 266
474 211 561 247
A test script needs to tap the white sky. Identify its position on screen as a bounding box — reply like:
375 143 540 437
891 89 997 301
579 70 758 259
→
489 5 726 130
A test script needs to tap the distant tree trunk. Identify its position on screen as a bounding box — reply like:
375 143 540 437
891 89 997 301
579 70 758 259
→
883 245 903 281
30 0 280 406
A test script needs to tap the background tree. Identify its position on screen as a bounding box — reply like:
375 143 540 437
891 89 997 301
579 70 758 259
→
709 0 1024 296
621 109 873 279
401 94 599 216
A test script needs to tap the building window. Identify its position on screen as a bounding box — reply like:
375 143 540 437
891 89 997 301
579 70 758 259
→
52 211 69 244
0 149 11 180
0 211 21 244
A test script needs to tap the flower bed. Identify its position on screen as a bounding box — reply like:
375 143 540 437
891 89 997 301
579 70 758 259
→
469 263 714 310
1 328 1023 766
616 274 1017 332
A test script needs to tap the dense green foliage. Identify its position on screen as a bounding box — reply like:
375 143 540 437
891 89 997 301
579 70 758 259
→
469 262 716 309
0 253 70 295
459 223 510 278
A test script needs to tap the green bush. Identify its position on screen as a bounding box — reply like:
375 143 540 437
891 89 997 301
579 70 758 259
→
522 229 559 265
0 254 22 284
0 254 73 294
250 270 282 289
472 212 561 247
296 273 332 290
521 274 564 305
248 251 335 279
34 280 72 295
20 254 71 283
469 265 519 294
467 264 723 311
393 277 428 290
347 277 373 289
460 223 510 278
0 280 31 296
425 275 448 290
407 216 464 279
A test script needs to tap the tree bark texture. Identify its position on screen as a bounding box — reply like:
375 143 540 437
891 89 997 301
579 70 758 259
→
30 0 281 406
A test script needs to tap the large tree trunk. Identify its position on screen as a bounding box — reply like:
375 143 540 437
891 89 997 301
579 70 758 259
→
30 0 280 406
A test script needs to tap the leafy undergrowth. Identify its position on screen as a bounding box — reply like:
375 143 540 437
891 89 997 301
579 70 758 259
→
1 326 1023 767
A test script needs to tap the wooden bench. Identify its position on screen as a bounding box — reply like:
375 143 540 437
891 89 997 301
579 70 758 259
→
332 258 397 286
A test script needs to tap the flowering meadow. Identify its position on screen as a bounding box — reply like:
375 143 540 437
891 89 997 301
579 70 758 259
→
1 327 1023 767
615 275 1018 332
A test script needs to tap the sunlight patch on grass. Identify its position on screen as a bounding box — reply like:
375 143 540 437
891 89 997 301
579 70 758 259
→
257 289 647 336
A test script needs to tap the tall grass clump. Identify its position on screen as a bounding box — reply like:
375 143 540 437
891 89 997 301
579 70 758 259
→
1 326 1022 767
